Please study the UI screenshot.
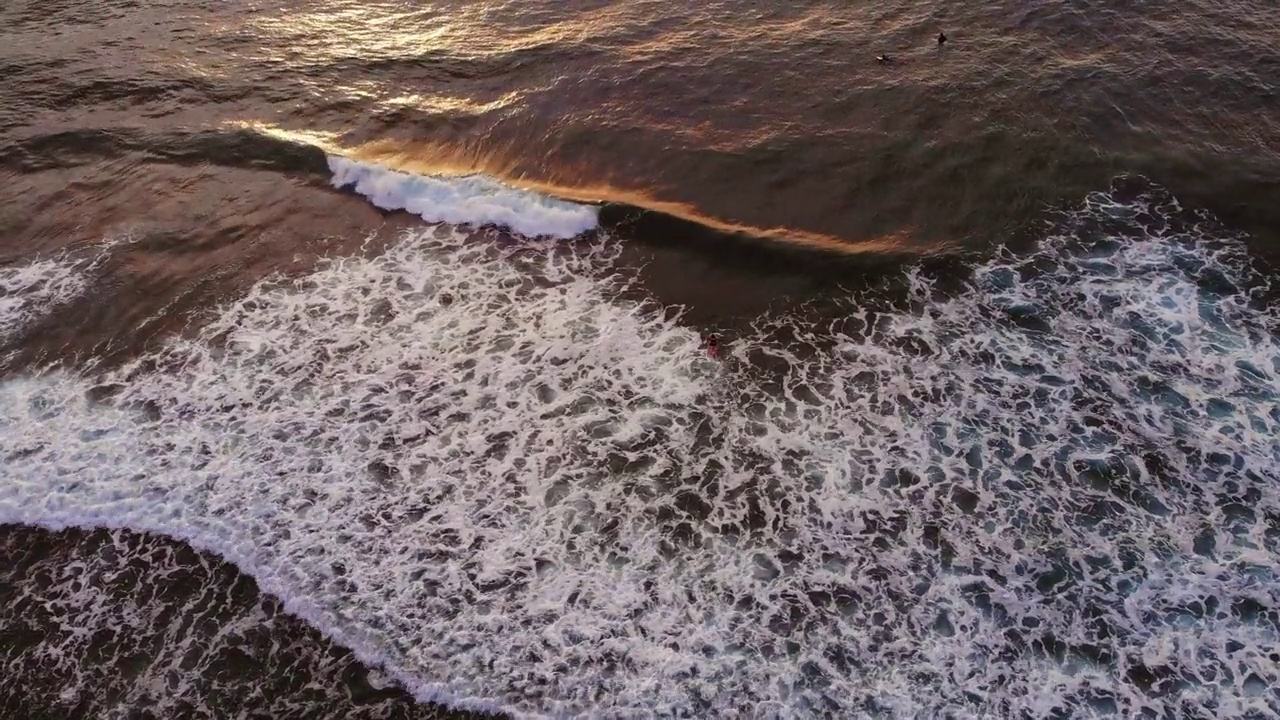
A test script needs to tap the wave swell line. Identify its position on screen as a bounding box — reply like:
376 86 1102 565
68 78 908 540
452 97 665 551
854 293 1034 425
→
327 156 599 240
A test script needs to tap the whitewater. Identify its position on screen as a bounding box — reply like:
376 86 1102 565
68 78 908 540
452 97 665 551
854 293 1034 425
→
327 157 601 240
1 165 1278 718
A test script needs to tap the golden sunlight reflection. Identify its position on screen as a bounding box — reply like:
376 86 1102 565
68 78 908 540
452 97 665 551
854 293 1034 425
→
381 91 526 117
230 120 917 257
233 0 853 88
241 2 631 63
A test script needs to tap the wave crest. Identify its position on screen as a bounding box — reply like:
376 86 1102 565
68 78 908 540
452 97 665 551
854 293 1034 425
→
327 156 599 240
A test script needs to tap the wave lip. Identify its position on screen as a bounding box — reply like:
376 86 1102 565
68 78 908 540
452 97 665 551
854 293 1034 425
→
327 156 599 240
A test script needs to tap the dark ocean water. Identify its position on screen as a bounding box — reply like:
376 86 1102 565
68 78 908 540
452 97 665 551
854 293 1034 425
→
1 1 1278 718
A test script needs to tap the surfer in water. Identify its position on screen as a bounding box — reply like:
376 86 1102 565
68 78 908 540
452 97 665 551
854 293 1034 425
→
705 333 721 359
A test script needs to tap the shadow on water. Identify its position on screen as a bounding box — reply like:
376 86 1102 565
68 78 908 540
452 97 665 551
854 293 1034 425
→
0 128 331 176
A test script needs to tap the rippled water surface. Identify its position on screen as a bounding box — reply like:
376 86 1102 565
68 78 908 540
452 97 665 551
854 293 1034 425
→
1 1 1278 718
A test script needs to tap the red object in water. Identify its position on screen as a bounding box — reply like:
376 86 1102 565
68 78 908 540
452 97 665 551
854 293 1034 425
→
706 334 720 359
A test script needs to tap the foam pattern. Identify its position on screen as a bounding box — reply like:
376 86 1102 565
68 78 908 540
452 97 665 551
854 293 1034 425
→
0 251 95 344
1 180 1278 718
327 156 600 240
0 526 441 720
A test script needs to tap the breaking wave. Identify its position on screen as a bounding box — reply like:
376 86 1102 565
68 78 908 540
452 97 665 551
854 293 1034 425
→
1 178 1278 718
327 156 599 240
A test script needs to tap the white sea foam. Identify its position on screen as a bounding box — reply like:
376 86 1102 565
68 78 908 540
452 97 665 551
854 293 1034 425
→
0 254 91 343
327 156 599 240
0 527 411 720
1 181 1278 718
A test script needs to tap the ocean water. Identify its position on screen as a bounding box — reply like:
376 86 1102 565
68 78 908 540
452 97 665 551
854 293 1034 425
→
1 1 1278 718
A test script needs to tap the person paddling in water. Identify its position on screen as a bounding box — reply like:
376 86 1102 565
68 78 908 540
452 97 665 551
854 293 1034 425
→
705 333 721 360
